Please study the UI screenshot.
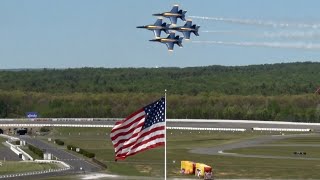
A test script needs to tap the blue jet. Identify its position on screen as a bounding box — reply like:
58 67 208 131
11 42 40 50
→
136 18 170 38
149 33 183 51
169 20 200 40
153 5 187 25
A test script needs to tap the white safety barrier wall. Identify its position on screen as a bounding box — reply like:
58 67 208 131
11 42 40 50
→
168 119 320 126
34 160 71 169
2 118 320 126
17 146 33 161
0 134 19 141
0 124 248 131
167 127 246 132
5 140 33 161
252 127 312 132
0 124 114 128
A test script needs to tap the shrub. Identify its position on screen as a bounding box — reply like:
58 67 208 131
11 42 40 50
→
66 144 95 158
40 127 50 133
54 139 64 146
28 144 43 158
67 145 76 151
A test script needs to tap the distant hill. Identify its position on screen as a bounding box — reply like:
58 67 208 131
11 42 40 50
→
0 62 319 96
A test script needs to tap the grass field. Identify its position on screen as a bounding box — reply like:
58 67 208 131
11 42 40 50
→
226 146 320 158
0 161 58 175
0 137 6 148
36 127 320 179
271 135 320 144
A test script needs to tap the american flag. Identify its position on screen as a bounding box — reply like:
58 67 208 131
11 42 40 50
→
110 97 166 160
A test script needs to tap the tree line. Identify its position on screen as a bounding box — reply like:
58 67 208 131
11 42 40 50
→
0 62 319 122
0 62 319 96
0 91 319 122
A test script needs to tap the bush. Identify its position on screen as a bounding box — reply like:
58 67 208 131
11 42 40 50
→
40 127 50 133
54 139 64 146
66 144 95 158
67 145 76 151
28 144 43 158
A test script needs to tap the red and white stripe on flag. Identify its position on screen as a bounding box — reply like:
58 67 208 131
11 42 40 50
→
110 97 165 160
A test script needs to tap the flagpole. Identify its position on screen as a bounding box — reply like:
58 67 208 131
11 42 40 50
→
164 89 167 180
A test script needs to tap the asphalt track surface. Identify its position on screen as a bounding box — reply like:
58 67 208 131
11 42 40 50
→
0 135 102 179
0 147 21 161
190 133 320 161
19 135 101 173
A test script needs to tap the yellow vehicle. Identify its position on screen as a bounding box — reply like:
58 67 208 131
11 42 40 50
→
181 160 195 174
195 163 213 180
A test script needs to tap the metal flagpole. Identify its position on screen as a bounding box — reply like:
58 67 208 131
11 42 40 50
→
164 89 167 180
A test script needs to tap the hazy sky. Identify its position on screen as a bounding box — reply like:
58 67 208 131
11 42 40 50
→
1 0 320 68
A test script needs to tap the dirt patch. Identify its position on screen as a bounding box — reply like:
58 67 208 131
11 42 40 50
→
135 165 153 174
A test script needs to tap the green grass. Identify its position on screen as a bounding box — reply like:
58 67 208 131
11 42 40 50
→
0 137 6 148
270 135 320 144
20 147 43 160
0 161 58 175
35 127 320 179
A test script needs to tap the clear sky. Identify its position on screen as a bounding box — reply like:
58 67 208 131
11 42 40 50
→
1 0 320 69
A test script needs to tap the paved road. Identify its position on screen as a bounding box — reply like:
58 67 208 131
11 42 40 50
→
19 135 101 173
190 133 320 160
0 146 21 161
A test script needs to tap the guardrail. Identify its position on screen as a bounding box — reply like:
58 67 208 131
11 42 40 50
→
0 124 114 128
167 127 246 132
1 118 320 126
0 167 70 179
252 127 312 132
0 123 316 132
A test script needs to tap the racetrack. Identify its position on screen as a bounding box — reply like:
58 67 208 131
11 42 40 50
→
190 133 320 160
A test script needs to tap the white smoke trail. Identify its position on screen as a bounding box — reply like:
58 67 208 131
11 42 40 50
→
263 31 320 39
202 30 320 39
190 16 320 29
192 41 320 50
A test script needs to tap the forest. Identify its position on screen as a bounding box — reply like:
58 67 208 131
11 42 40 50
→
0 62 319 122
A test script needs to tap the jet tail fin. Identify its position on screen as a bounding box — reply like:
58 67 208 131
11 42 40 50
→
164 23 171 34
180 11 187 21
178 37 183 47
193 26 200 36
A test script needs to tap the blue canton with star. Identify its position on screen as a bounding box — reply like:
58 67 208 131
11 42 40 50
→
143 97 165 129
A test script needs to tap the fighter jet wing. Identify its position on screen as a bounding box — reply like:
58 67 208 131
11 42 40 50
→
184 20 192 27
165 42 174 51
169 17 178 25
153 30 161 38
182 31 191 40
154 19 163 26
170 5 179 13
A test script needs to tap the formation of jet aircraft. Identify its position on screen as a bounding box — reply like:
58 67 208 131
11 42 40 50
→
149 33 183 51
137 5 200 51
